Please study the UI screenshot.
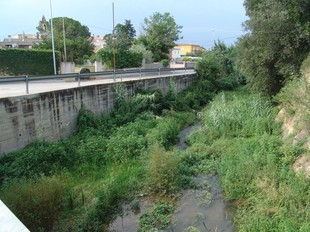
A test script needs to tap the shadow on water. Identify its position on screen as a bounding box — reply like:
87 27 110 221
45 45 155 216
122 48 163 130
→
109 122 235 232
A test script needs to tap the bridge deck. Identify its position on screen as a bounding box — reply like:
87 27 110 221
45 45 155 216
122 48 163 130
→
0 70 195 98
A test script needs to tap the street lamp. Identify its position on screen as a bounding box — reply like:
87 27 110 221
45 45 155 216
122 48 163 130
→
50 0 57 75
211 29 215 42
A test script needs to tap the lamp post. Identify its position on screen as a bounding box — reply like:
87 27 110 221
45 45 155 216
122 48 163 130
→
112 2 116 81
211 29 215 43
50 0 57 75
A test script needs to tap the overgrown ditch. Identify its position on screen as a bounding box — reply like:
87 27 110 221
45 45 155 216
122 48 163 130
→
110 122 235 232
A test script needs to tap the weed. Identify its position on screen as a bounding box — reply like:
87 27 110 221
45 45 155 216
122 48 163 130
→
1 175 66 231
144 145 181 196
192 91 310 231
138 201 175 231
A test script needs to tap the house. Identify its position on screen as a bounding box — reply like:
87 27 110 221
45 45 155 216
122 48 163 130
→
174 43 206 57
171 47 181 61
2 34 42 49
90 35 106 53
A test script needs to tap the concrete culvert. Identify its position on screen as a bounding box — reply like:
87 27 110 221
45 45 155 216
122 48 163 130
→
78 68 91 80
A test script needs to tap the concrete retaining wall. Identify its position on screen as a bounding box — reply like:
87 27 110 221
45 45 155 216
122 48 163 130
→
0 73 196 155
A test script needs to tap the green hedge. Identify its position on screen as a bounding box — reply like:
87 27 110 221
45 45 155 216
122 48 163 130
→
0 49 59 76
97 49 143 69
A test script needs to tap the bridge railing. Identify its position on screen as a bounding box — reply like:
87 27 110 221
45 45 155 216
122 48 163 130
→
0 67 195 94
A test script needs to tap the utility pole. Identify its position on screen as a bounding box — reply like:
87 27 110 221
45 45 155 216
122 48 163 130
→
50 0 57 75
112 3 116 70
62 17 67 62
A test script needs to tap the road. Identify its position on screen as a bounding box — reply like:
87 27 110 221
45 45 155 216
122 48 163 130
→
0 70 195 98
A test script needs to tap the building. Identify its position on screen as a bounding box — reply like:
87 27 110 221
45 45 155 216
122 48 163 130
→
174 43 206 57
171 47 181 61
90 35 106 53
2 34 42 49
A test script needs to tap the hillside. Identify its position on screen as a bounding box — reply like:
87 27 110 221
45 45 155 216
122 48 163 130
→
277 55 310 177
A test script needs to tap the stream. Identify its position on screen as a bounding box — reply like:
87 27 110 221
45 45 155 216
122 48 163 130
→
109 122 235 232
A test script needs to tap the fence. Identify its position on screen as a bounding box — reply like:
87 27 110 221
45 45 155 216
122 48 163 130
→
0 67 195 95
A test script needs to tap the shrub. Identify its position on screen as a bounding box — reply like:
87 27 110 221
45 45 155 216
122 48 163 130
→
0 140 76 184
161 59 170 68
84 160 144 230
147 118 179 149
144 145 181 196
105 119 157 162
1 176 66 231
76 135 108 167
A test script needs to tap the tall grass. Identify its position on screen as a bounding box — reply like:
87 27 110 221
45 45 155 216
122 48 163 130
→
190 90 310 231
202 92 275 139
1 175 66 231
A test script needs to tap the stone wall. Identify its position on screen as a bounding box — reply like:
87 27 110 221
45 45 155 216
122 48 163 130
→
0 73 196 155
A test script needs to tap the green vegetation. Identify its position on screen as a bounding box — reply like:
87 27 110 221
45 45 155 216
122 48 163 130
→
187 90 310 231
237 0 310 96
139 12 182 61
138 201 175 231
1 11 310 229
36 17 94 63
96 49 143 69
104 20 136 51
0 70 225 231
0 49 59 76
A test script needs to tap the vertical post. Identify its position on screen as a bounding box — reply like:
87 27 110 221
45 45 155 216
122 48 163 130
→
112 2 116 81
78 74 81 87
62 17 67 62
50 0 57 76
25 76 29 94
139 68 142 78
158 68 161 76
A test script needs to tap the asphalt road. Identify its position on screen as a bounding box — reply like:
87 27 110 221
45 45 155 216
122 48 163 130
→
0 70 195 99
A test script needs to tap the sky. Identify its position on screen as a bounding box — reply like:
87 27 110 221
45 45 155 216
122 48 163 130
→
0 0 248 49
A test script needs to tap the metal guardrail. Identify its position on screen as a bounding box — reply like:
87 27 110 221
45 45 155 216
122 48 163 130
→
0 67 195 95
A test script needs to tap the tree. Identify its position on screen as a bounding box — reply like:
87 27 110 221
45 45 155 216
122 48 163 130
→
141 12 182 62
130 44 154 64
36 17 94 62
236 0 310 95
105 20 136 50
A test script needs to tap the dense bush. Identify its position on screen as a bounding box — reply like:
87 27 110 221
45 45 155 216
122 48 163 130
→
1 176 66 231
0 49 59 76
0 140 76 185
97 48 143 69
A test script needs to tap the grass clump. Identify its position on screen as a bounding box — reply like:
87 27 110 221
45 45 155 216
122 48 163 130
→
144 145 181 196
188 89 310 231
1 175 66 231
202 91 275 139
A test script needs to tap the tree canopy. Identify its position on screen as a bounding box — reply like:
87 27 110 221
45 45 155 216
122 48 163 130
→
140 12 182 62
236 0 310 95
36 17 94 63
104 20 136 51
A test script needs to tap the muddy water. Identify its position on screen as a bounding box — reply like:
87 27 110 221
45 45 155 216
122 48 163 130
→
110 122 235 232
167 174 234 232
